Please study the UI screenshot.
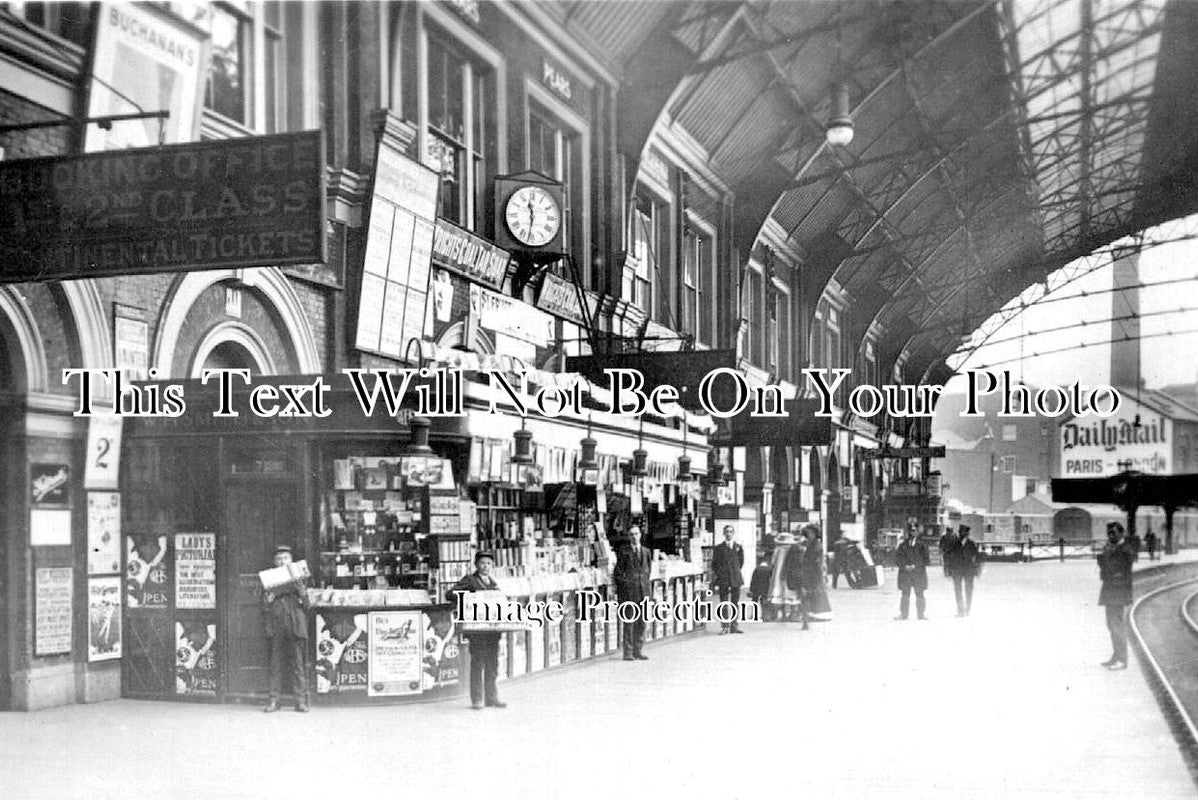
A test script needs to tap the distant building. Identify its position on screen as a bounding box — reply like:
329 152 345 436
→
933 390 1055 514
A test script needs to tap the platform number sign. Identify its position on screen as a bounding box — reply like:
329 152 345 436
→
85 415 123 490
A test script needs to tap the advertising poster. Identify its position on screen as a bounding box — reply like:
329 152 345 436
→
314 612 370 695
87 576 122 661
30 508 72 547
126 533 171 609
1057 399 1172 477
87 492 122 575
175 621 217 696
175 533 216 610
367 611 423 697
423 609 461 691
34 567 73 656
85 3 208 152
31 463 70 506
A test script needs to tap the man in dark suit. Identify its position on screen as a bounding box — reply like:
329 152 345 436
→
711 525 745 634
613 525 652 661
1098 522 1135 669
894 526 930 620
453 551 507 709
946 525 981 617
262 544 311 713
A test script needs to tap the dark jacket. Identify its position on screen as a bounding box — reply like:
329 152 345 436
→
710 541 745 589
1097 541 1135 607
453 571 502 640
782 544 804 592
263 580 310 640
613 543 653 602
895 537 930 591
945 537 981 578
799 540 824 590
749 564 773 599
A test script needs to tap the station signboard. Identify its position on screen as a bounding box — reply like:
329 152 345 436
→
0 130 327 283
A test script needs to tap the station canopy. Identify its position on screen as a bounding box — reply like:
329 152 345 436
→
546 0 1198 382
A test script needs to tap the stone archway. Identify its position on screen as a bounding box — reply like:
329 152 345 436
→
153 268 321 378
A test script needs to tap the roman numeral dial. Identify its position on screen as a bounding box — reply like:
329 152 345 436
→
503 185 561 248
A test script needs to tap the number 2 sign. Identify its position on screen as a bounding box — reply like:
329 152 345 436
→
85 414 123 490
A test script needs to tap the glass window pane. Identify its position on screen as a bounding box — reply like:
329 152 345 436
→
205 6 247 122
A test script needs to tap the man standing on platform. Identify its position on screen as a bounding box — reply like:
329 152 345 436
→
454 551 507 709
711 525 745 634
262 545 311 713
614 525 653 660
946 525 981 617
1097 522 1135 670
895 525 930 621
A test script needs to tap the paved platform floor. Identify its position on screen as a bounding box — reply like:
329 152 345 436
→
2 560 1194 800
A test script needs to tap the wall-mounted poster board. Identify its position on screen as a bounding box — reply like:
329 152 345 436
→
354 139 440 361
88 576 123 661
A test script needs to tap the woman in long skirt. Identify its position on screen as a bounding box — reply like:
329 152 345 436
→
799 525 833 621
767 536 803 623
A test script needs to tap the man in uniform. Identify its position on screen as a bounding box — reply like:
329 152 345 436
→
614 525 653 660
1098 522 1135 669
453 551 507 709
895 525 930 620
263 544 311 712
711 525 745 634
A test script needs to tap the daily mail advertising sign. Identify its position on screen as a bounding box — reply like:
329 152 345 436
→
1058 400 1171 477
0 130 326 284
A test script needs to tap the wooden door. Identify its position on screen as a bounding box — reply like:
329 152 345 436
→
223 480 299 698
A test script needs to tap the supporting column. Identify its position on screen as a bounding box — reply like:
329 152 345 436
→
1164 504 1176 556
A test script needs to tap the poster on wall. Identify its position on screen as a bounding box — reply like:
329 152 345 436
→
84 3 208 152
87 576 122 661
87 492 122 575
354 139 440 360
34 567 73 656
175 533 216 610
314 612 370 695
31 463 70 506
84 415 124 490
175 621 218 696
126 533 171 609
367 611 424 697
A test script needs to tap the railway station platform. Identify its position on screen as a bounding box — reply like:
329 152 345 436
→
1 559 1193 800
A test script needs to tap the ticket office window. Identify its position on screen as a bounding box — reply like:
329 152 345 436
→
526 94 588 286
425 30 491 231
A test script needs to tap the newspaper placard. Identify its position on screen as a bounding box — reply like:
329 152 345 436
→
258 560 311 591
367 610 424 697
175 533 216 610
34 567 73 656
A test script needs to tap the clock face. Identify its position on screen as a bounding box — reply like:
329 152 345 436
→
504 185 561 247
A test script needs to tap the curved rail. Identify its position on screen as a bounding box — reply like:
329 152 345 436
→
1129 576 1198 754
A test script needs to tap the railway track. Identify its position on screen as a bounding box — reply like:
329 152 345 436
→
1128 561 1198 777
